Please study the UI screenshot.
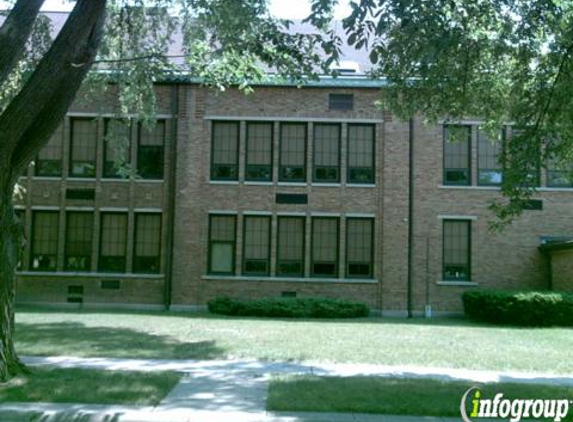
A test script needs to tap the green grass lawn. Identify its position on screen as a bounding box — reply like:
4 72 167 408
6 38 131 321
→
267 376 573 420
14 307 573 373
0 367 180 405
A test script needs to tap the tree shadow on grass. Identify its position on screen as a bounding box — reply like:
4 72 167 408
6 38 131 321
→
15 322 227 360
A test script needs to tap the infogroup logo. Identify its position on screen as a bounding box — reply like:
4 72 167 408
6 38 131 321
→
460 387 571 422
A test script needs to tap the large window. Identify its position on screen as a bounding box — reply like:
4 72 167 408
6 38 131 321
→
346 218 374 278
443 220 471 281
279 123 307 182
246 123 273 181
547 159 573 188
211 121 239 181
208 214 236 274
69 118 97 178
311 217 339 277
36 124 63 177
443 125 471 186
347 124 375 184
277 216 305 277
99 213 127 272
242 215 270 275
137 121 165 180
133 213 162 274
15 210 25 270
313 124 340 183
65 212 94 272
477 128 503 186
104 119 131 179
30 211 59 271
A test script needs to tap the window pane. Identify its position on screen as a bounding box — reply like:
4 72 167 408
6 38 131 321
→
104 119 131 179
444 125 470 186
277 217 305 276
280 123 306 182
312 217 339 277
346 218 373 278
134 213 162 273
70 118 97 178
443 220 471 281
138 121 165 180
36 124 63 177
246 123 272 181
99 213 127 272
65 212 94 272
209 215 236 274
211 121 239 180
478 128 503 186
243 216 270 275
211 243 234 273
314 124 340 182
348 124 374 184
30 211 59 271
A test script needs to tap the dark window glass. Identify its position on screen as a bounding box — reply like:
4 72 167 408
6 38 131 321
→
69 118 97 178
104 119 131 179
313 124 340 183
242 216 270 275
509 128 541 186
346 218 374 278
329 94 354 111
478 128 503 186
99 213 128 272
65 212 93 272
443 220 471 281
444 125 471 186
246 123 273 181
15 210 25 270
547 139 573 188
348 124 375 184
31 211 59 271
137 121 165 180
36 124 63 177
208 215 236 274
133 213 162 273
211 121 239 180
311 217 339 277
277 216 305 277
279 123 307 182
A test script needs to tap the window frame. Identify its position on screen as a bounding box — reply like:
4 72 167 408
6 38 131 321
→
207 214 237 275
477 127 504 187
137 120 165 180
64 211 94 272
347 123 376 185
29 210 59 272
98 212 128 273
210 121 240 181
345 217 374 279
245 122 273 182
279 122 307 183
310 216 340 278
242 215 271 276
103 118 132 179
313 123 341 183
276 216 306 278
133 213 163 274
35 125 63 178
69 117 97 178
443 124 472 186
442 219 472 282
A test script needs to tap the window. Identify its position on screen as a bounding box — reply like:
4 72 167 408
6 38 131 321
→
443 220 471 281
133 213 162 273
137 120 165 180
329 94 354 111
36 124 63 177
245 123 273 181
547 160 573 188
348 124 375 184
444 125 471 186
242 215 271 275
69 118 97 178
208 214 236 274
313 124 341 183
65 212 94 272
478 128 503 186
279 123 307 182
509 128 540 186
99 213 127 272
311 217 339 277
30 211 59 271
346 218 374 278
211 121 239 180
15 210 25 270
104 119 131 178
277 216 305 277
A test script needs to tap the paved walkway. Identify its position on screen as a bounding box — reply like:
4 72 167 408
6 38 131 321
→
1 356 567 422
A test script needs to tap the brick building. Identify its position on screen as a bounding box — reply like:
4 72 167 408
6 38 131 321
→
12 17 573 315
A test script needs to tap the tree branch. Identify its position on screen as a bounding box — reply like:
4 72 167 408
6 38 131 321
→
85 54 187 66
0 0 45 85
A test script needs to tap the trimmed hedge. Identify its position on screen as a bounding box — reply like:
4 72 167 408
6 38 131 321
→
208 296 370 318
462 290 573 326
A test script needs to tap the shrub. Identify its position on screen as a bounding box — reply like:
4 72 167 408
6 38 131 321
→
462 290 573 326
208 296 369 318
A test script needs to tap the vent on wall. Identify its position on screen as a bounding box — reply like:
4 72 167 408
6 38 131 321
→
66 188 95 200
281 291 297 298
329 94 354 111
67 285 84 304
101 280 121 290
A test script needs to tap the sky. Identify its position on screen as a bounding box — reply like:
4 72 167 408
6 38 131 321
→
0 0 352 19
